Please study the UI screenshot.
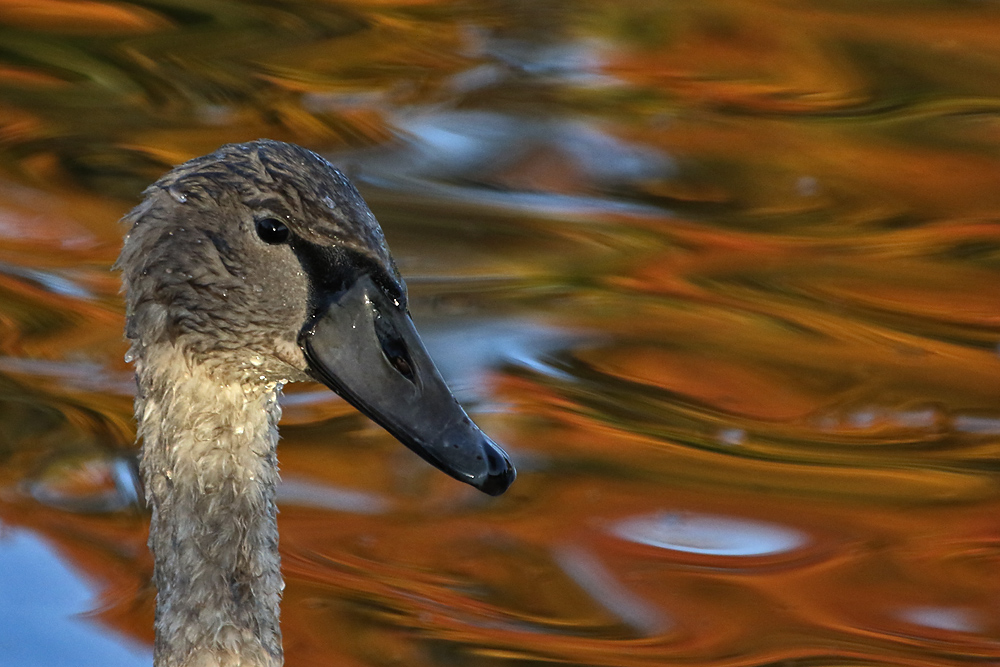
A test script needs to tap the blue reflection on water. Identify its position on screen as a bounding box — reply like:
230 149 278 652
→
0 262 93 300
554 544 671 637
0 524 150 667
899 606 981 634
420 318 578 404
278 476 391 515
612 512 806 558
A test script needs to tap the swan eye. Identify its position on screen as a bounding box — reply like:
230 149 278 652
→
255 218 290 244
372 307 416 383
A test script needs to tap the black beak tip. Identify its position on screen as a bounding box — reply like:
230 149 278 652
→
477 441 516 497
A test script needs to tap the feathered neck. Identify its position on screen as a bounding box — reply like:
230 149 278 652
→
135 343 285 667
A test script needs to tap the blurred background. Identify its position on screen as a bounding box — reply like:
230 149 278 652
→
1 1 1000 665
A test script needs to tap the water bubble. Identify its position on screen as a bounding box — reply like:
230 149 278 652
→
168 186 188 203
123 350 135 363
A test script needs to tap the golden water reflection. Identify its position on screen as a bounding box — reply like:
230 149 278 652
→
0 1 999 666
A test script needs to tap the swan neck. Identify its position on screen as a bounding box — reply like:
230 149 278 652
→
136 345 284 667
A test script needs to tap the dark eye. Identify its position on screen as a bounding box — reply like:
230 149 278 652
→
255 218 290 244
372 308 416 383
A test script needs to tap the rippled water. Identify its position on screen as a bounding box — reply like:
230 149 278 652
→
1 1 1000 666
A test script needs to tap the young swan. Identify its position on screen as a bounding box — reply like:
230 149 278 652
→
117 140 515 667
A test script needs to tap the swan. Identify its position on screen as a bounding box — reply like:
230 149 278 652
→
116 139 515 667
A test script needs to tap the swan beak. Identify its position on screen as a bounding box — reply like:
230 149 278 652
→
300 276 516 496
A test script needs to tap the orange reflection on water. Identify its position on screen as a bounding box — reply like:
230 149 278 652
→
0 1 999 666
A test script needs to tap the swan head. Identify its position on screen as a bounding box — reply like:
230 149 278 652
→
118 139 515 496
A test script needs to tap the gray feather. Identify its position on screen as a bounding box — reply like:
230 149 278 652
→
118 140 398 667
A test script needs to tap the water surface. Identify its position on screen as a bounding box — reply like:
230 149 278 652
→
1 1 1000 666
